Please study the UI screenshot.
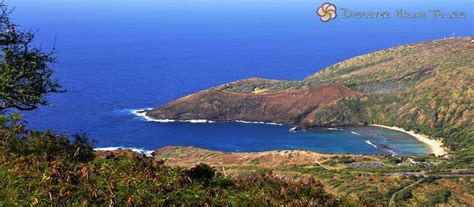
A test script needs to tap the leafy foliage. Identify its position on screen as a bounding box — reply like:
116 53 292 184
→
0 3 61 111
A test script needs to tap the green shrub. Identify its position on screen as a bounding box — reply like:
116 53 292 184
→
423 188 451 206
185 163 216 185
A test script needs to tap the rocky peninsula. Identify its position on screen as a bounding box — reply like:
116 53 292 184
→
147 37 474 152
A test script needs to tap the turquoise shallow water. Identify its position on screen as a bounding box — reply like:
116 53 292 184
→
95 110 431 156
14 0 471 155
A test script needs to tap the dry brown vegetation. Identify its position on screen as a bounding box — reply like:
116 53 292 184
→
154 146 382 169
153 146 474 206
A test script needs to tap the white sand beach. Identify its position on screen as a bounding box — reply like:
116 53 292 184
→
371 124 447 156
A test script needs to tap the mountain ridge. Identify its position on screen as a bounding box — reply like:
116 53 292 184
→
147 37 474 150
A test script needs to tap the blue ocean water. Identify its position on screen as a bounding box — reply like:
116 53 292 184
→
13 0 473 155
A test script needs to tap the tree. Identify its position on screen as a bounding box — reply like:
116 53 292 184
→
0 2 61 112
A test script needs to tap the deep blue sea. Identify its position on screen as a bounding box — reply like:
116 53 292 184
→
13 0 473 156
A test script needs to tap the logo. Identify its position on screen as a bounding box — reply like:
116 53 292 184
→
317 2 337 22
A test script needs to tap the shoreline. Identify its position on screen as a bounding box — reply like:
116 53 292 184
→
101 111 449 157
370 124 447 156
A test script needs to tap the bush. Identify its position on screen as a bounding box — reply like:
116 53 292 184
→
185 163 216 185
424 188 451 205
386 157 402 164
322 159 337 166
422 176 438 184
338 156 356 164
210 177 235 189
396 190 413 201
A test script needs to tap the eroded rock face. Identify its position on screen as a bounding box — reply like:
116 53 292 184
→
146 83 359 126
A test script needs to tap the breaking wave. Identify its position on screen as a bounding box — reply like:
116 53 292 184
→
351 131 361 135
234 120 283 126
365 140 378 149
289 126 298 132
129 108 215 123
129 109 286 126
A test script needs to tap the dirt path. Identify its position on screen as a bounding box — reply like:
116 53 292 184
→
389 178 424 207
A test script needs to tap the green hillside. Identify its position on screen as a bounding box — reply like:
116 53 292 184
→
197 37 473 151
305 37 473 150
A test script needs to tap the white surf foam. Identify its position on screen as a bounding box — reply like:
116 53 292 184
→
130 108 215 123
234 120 283 126
95 147 154 156
365 140 378 149
385 149 398 156
289 126 298 132
351 131 361 135
130 109 287 126
184 119 215 123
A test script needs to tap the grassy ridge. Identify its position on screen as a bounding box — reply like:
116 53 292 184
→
155 146 474 206
308 38 473 150
215 37 473 150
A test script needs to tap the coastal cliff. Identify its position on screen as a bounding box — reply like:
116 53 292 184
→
147 37 474 150
147 82 360 126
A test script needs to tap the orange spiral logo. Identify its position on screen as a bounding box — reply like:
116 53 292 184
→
317 2 337 22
